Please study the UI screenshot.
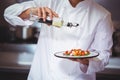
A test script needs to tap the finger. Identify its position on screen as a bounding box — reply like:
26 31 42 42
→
45 7 59 18
69 58 77 61
52 11 59 17
37 7 42 18
79 59 89 65
69 58 84 62
76 59 83 63
45 7 53 19
41 7 47 21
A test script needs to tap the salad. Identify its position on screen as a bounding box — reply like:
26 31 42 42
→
63 49 90 56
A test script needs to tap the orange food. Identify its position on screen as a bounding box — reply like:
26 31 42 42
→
63 49 90 56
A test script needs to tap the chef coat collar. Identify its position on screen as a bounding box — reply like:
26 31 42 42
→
65 0 91 9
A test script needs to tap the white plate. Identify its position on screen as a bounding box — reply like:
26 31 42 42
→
54 51 99 59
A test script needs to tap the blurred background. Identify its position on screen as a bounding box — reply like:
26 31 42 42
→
0 0 120 80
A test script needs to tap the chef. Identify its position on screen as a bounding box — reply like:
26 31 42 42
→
4 0 113 80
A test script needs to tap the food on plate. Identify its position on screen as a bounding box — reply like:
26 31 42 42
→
63 49 90 56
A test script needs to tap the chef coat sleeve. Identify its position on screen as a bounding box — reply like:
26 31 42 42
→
4 1 37 26
79 13 114 74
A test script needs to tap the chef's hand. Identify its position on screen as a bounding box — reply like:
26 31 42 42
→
19 7 59 21
70 58 89 66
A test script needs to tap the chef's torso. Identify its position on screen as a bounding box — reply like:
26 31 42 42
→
28 0 108 80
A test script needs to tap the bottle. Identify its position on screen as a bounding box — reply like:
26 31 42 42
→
38 17 79 28
38 18 52 25
38 17 63 28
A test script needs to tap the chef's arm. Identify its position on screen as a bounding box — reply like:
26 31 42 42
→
4 1 36 26
18 8 31 20
79 13 114 74
4 1 58 26
18 7 58 21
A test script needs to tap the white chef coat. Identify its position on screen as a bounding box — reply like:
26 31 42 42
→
4 0 113 80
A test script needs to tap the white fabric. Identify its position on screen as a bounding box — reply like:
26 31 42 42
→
4 0 113 80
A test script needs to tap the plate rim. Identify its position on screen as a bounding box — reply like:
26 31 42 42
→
54 51 99 59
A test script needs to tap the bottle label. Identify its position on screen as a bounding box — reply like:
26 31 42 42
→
52 18 63 28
